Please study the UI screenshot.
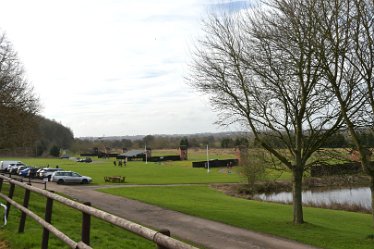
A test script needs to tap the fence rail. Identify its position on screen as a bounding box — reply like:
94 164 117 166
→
0 174 198 249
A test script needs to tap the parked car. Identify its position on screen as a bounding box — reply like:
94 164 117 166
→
76 157 92 163
9 164 27 174
16 166 29 174
18 166 32 176
27 167 41 178
0 161 25 172
38 168 63 181
7 164 18 174
19 167 31 177
51 171 92 184
19 167 39 177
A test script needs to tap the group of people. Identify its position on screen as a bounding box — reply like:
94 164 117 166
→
113 159 127 167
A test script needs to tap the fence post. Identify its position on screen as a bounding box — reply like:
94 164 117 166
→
42 191 54 249
156 229 171 249
6 183 15 219
81 202 91 246
19 184 31 233
0 177 3 192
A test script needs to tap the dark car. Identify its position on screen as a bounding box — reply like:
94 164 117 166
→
26 167 40 178
77 157 92 163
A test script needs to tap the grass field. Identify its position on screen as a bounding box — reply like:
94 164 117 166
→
1 147 293 184
100 185 374 249
1 149 371 249
1 150 243 184
0 185 154 249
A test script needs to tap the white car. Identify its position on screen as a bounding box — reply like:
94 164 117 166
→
38 168 63 181
0 161 25 172
51 171 92 184
6 162 26 173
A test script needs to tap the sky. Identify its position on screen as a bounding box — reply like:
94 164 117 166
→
0 0 251 137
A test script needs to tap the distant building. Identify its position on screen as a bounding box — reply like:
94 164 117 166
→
117 148 152 161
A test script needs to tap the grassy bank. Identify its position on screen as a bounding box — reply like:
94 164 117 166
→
0 184 154 249
100 186 374 249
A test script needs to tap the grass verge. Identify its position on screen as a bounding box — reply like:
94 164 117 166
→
0 184 155 249
99 185 374 249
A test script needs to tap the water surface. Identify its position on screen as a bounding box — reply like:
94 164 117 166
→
255 187 371 209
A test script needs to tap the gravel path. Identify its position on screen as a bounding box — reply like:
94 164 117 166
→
45 183 320 249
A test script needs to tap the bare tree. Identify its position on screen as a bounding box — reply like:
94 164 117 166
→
0 32 40 150
240 147 268 195
310 0 374 225
187 0 343 224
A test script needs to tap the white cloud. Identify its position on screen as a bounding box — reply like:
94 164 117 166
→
0 0 252 137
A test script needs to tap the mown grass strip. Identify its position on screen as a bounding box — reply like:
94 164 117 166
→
100 186 374 249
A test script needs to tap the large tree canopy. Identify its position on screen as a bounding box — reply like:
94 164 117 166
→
188 0 343 224
189 0 374 226
309 0 374 225
0 33 40 150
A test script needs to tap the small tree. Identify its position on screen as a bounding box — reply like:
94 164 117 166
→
180 137 189 148
240 147 266 195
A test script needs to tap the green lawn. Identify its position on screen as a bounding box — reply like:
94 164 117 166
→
3 153 368 249
100 186 374 249
5 157 242 184
0 185 154 249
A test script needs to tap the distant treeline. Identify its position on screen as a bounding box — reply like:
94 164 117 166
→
0 115 74 157
72 134 251 153
35 116 74 156
71 130 374 153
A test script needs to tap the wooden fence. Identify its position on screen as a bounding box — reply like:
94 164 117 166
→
0 174 198 249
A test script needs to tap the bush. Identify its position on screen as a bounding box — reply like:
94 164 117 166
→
240 148 266 195
49 145 60 157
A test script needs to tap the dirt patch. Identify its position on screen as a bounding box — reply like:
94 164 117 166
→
0 240 10 249
212 181 292 200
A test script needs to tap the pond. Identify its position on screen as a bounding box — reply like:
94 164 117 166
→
255 187 372 210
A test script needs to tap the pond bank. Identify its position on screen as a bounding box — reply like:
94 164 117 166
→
213 175 372 213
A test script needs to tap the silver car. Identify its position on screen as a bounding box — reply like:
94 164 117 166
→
38 168 63 181
51 171 92 184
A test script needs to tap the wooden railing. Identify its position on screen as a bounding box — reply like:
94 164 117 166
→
0 174 198 249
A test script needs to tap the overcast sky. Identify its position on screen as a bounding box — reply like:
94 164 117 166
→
0 0 251 137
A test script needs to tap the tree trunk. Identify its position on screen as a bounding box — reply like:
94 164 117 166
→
292 168 304 224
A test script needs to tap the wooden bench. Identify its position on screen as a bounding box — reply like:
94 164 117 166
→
104 176 125 183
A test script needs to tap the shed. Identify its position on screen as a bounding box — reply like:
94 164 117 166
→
117 150 146 160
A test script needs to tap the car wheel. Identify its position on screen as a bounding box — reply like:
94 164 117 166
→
57 179 64 185
82 179 88 184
